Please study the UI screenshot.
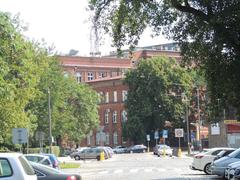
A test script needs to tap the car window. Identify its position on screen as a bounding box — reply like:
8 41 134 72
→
229 148 240 158
0 159 12 177
18 156 35 175
211 150 223 155
42 159 51 165
25 156 44 163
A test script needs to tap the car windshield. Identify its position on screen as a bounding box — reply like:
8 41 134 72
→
228 148 239 158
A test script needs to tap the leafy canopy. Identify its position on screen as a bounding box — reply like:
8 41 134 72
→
89 0 240 118
124 56 193 143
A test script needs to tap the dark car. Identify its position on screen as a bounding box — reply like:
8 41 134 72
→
127 145 147 153
30 162 81 180
41 154 59 169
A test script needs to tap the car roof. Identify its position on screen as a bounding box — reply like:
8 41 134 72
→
24 154 48 158
0 152 22 158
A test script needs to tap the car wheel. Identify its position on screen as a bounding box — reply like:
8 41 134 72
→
97 156 100 161
204 163 212 175
74 155 80 161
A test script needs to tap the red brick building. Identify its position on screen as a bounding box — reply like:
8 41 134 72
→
58 44 193 147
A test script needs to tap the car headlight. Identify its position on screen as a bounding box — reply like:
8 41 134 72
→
235 169 240 175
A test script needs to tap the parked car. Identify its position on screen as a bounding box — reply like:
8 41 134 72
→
153 144 161 155
30 162 81 180
190 147 234 175
156 145 173 157
70 147 107 160
41 153 60 169
211 148 240 177
113 146 127 154
213 149 236 161
0 153 37 180
127 145 147 153
24 154 53 168
224 161 240 180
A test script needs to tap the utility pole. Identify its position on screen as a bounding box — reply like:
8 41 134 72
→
186 101 190 156
48 88 52 153
197 88 202 151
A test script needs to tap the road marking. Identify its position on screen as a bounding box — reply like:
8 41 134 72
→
114 169 123 173
144 168 152 172
157 168 167 172
130 169 138 173
98 170 108 174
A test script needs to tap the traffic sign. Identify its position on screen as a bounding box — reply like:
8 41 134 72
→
146 134 150 141
162 130 168 138
12 128 28 144
154 131 159 139
175 128 184 137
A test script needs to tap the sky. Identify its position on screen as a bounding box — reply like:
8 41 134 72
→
0 0 170 56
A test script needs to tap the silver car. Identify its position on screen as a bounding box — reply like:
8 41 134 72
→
211 148 240 177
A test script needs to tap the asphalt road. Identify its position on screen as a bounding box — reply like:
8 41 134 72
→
61 152 224 180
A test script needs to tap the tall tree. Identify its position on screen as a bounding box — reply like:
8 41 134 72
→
89 0 240 118
124 56 193 143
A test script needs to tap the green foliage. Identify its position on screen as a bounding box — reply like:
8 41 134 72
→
0 12 100 149
124 56 193 143
89 0 240 119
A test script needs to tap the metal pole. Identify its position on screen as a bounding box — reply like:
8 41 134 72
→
197 88 202 151
186 101 190 156
48 88 52 153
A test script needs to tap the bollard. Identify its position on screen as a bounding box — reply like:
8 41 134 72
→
178 148 182 157
100 151 105 161
163 147 166 157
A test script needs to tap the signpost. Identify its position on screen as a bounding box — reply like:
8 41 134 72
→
146 134 150 152
175 128 184 157
162 130 168 144
12 128 28 153
154 131 159 145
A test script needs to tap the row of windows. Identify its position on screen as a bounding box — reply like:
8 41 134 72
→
87 131 118 145
104 110 127 124
99 90 128 103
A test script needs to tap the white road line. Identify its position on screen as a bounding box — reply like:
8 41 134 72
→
98 170 109 174
130 169 139 173
157 168 167 172
114 169 123 173
144 168 153 172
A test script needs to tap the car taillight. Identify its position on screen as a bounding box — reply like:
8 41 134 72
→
194 155 204 159
66 176 77 180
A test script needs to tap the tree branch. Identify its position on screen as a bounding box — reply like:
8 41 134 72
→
170 0 209 22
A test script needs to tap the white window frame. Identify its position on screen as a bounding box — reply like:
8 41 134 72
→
113 111 117 123
105 132 109 145
105 92 109 103
113 131 118 145
122 90 128 101
88 72 94 81
105 109 110 124
76 72 82 83
96 133 100 145
113 91 117 102
121 110 127 122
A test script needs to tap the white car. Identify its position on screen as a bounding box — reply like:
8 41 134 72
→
24 154 53 167
157 145 173 157
190 147 235 175
0 153 37 180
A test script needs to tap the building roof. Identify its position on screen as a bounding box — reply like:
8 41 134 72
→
58 55 133 69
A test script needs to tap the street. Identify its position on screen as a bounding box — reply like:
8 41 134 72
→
61 152 224 180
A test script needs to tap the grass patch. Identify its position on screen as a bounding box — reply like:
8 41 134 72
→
60 162 80 169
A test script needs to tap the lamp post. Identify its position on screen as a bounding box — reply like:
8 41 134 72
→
181 93 191 156
197 88 202 152
48 88 52 153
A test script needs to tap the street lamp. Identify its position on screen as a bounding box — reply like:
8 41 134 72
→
48 88 52 153
181 93 191 156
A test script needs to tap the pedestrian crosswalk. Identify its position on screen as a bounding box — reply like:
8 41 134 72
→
79 167 193 177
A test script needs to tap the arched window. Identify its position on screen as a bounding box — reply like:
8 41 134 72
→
105 132 109 145
113 111 117 123
105 109 110 124
76 72 81 83
113 131 118 145
121 110 127 122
